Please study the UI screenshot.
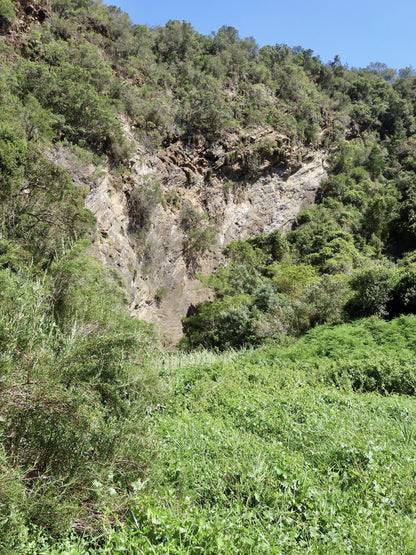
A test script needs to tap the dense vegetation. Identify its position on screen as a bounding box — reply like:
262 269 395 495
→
182 85 416 348
10 318 416 552
1 0 416 551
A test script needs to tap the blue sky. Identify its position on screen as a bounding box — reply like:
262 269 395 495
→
109 0 416 70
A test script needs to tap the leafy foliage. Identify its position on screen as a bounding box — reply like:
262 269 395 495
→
24 316 416 553
0 0 15 30
4 0 416 550
180 201 217 258
0 246 159 546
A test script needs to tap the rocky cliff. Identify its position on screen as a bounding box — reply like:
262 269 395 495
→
54 128 328 343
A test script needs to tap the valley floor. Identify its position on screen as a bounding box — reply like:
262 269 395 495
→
18 316 416 554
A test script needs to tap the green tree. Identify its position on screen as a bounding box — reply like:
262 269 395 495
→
345 266 398 319
2 151 94 261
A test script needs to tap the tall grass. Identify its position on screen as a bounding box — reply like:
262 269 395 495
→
0 260 161 550
16 315 416 553
152 347 249 371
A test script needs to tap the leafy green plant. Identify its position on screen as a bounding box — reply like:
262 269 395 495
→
5 1 416 550
154 285 168 304
128 175 163 232
0 0 15 30
345 266 399 318
180 202 217 255
0 244 159 546
393 410 416 445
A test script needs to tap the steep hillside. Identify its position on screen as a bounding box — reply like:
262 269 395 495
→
3 0 416 549
0 0 388 340
3 0 416 344
83 131 327 341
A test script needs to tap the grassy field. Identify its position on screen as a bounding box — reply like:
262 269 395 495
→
18 316 416 553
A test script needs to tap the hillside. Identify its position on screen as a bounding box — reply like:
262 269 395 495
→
2 0 416 341
1 0 416 552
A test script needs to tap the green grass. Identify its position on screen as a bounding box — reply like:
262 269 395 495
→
16 316 416 553
152 347 249 371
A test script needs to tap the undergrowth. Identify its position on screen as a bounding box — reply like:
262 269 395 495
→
16 316 416 553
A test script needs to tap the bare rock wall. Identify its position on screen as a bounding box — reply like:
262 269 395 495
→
52 132 328 344
88 147 326 342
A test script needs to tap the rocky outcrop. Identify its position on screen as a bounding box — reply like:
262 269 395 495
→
53 129 328 344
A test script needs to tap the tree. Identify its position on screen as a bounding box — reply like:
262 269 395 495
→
51 0 92 18
345 266 398 319
2 151 94 262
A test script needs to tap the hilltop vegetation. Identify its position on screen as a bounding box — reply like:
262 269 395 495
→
1 0 416 551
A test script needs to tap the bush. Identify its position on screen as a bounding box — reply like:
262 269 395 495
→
269 262 318 297
253 280 278 313
299 275 348 327
128 175 163 232
345 266 399 319
216 305 256 349
0 246 159 543
15 62 130 163
224 240 267 268
180 202 216 255
228 264 261 295
389 267 416 317
0 0 15 31
328 355 416 395
1 151 94 262
0 124 27 198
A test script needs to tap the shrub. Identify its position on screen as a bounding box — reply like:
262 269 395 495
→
0 245 159 543
216 305 256 349
389 267 416 317
2 151 94 262
180 202 216 255
154 285 168 304
224 240 267 268
299 274 348 327
228 264 261 295
345 266 399 319
253 280 278 313
0 0 15 31
0 124 27 198
128 175 163 232
269 262 318 297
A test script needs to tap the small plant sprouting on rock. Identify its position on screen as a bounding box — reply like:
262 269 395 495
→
128 174 163 232
164 189 181 210
180 201 217 255
154 285 168 304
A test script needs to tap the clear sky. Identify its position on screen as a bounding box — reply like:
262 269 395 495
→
109 0 416 70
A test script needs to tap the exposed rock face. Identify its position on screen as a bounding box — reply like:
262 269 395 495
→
53 130 328 344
